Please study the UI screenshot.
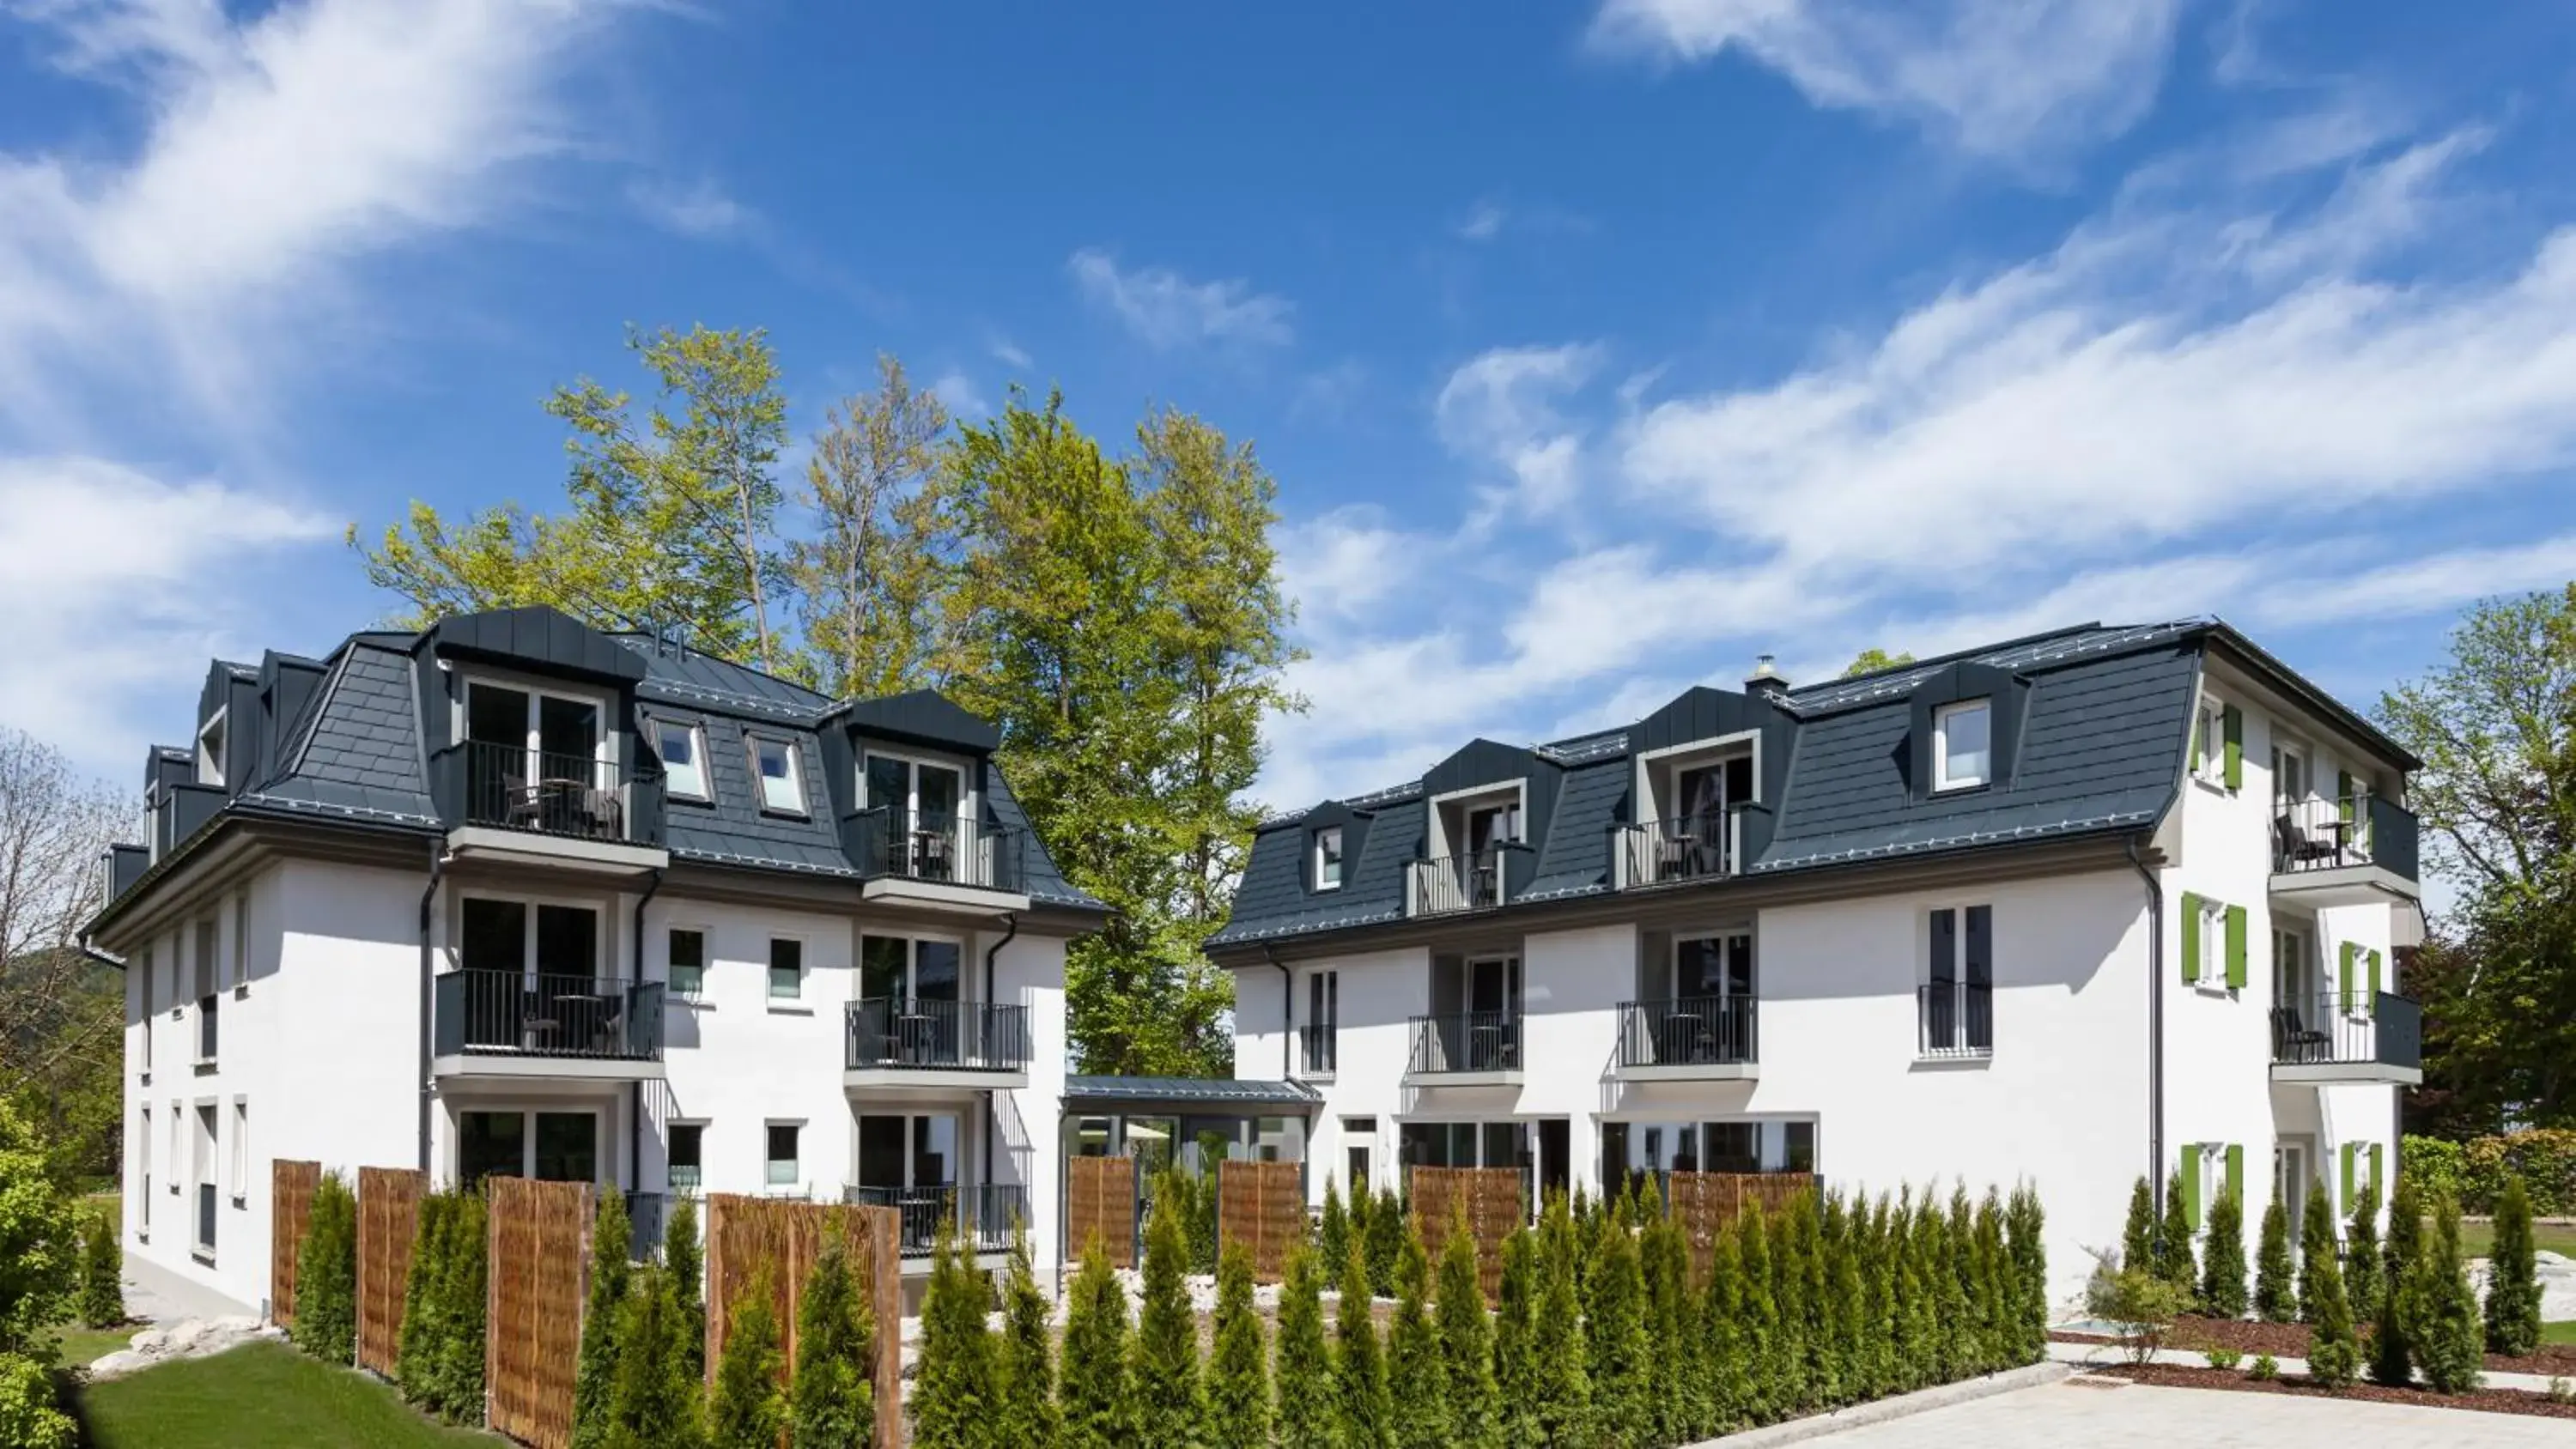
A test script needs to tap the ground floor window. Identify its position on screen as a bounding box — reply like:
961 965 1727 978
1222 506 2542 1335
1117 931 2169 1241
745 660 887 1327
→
1399 1119 1528 1171
1341 1116 1376 1192
669 1123 703 1192
1602 1116 1817 1194
854 1113 959 1192
765 1123 801 1187
459 1109 598 1187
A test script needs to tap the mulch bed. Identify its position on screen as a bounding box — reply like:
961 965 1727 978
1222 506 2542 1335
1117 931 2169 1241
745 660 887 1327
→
2052 1315 2576 1378
2086 1361 2576 1421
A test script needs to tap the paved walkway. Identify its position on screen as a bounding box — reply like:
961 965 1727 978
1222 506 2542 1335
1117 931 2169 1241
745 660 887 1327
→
122 1253 258 1325
1798 1379 2576 1446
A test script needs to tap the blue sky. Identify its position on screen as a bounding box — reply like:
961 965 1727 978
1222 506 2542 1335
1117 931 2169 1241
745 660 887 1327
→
4 1 2575 819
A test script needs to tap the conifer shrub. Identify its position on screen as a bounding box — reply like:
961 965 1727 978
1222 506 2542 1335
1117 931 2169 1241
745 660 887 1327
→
791 1237 875 1449
1583 1203 1650 1449
1273 1244 1336 1449
1209 1240 1273 1449
437 1191 490 1424
1059 1239 1131 1449
994 1224 1059 1449
1435 1208 1500 1449
76 1208 122 1329
1494 1222 1541 1445
291 1171 358 1366
2297 1179 2337 1324
2005 1185 2048 1367
1735 1200 1779 1422
914 1222 998 1449
1387 1221 1448 1449
1531 1193 1592 1446
1132 1179 1206 1449
1768 1201 1814 1410
2254 1195 2296 1324
2120 1177 2155 1279
1938 1187 1976 1385
1648 1209 1710 1440
1319 1176 1351 1270
2301 1190 2361 1388
2485 1173 2543 1357
2152 1176 2196 1300
2198 1180 2248 1320
2413 1191 2485 1394
665 1193 705 1384
2368 1176 2419 1388
2345 1180 2385 1326
1363 1180 1402 1300
1889 1193 1932 1396
1795 1192 1841 1405
394 1189 453 1404
1973 1191 2012 1373
1334 1238 1391 1448
1699 1212 1751 1433
605 1264 702 1449
573 1189 635 1449
707 1268 786 1449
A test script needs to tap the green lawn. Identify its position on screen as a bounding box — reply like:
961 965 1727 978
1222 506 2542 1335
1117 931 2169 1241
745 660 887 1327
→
2452 1217 2576 1259
76 1342 496 1449
54 1324 134 1368
2545 1320 2576 1347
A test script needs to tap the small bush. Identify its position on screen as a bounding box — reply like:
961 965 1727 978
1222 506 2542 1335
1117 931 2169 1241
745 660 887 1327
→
2253 1196 2295 1324
2119 1178 2155 1283
2248 1353 2279 1381
706 1268 785 1449
2085 1256 2188 1367
2407 1129 2576 1216
290 1172 357 1366
1436 1208 1500 1449
1332 1238 1390 1448
1363 1181 1403 1300
2367 1176 2419 1388
993 1224 1058 1448
2203 1343 2242 1370
2345 1181 2385 1326
790 1237 875 1449
1273 1245 1334 1449
1059 1239 1130 1449
1130 1179 1205 1449
2152 1177 2196 1300
2199 1182 2249 1319
572 1190 634 1449
1208 1240 1272 1449
76 1209 122 1329
1385 1223 1448 1449
1318 1176 1351 1270
2300 1202 2361 1391
2549 1375 2574 1406
665 1194 704 1385
914 1221 998 1449
0 1352 72 1449
604 1264 702 1449
2484 1173 2543 1357
2412 1191 2485 1395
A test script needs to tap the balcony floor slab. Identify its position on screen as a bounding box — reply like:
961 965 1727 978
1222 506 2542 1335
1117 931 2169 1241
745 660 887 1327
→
2269 1062 2422 1087
1617 1062 1760 1083
432 1052 664 1082
2267 864 2418 909
858 876 1030 916
843 1067 1028 1092
443 827 669 876
1401 1069 1524 1088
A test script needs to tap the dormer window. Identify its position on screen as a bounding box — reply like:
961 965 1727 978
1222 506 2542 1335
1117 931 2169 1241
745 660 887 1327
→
656 720 708 801
1314 827 1344 891
196 710 226 787
750 735 805 815
1934 699 1991 791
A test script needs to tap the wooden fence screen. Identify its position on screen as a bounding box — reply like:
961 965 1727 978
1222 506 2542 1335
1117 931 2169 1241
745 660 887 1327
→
270 1159 321 1326
702 1195 903 1448
1215 1161 1303 1282
485 1177 592 1449
356 1167 425 1376
1666 1172 1819 1277
1065 1155 1138 1270
1408 1166 1524 1299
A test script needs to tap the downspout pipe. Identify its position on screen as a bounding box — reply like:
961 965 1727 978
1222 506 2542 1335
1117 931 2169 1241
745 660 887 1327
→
2127 836 2165 1213
982 913 1018 1190
417 841 447 1175
1262 944 1292 1079
630 868 664 1201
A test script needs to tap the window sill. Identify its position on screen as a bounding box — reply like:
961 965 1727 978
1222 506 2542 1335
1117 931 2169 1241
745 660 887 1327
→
231 1195 246 1210
675 994 713 1011
1910 1052 1993 1070
1931 779 1992 797
232 983 249 1000
765 1001 812 1016
192 1249 216 1267
2190 774 2233 796
1298 1070 1335 1084
192 1058 218 1072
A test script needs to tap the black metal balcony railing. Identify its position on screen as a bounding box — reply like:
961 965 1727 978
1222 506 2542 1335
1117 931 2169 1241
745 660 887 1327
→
852 809 1025 893
433 970 665 1060
2272 795 2420 881
843 1183 1028 1256
1410 853 1503 916
1299 1022 1338 1075
2270 990 2421 1072
845 997 1032 1072
196 1183 216 1256
460 740 624 841
1408 1009 1522 1075
1917 982 1992 1058
1617 997 1758 1069
1619 810 1742 888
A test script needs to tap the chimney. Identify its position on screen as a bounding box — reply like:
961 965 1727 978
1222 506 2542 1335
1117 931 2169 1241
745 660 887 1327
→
1745 653 1789 698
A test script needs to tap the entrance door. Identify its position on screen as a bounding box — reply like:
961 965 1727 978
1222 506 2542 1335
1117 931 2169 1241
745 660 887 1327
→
1466 956 1520 1070
2275 1142 2309 1246
1536 1119 1570 1205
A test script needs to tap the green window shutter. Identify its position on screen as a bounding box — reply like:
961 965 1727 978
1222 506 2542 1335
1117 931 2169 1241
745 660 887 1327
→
2341 1143 2356 1204
2336 770 2354 822
2222 705 2245 791
2368 1143 2384 1202
2180 1144 2202 1229
2225 905 2248 990
2190 709 2206 773
2339 943 2357 1014
2366 949 2383 1015
2180 893 2203 983
2225 1144 2244 1206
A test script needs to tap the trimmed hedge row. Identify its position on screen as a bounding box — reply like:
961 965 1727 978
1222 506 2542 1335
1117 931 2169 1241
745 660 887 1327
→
2403 1131 2576 1216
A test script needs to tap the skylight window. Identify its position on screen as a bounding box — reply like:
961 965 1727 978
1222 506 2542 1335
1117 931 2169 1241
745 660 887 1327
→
751 736 805 815
657 720 708 801
1934 699 1991 791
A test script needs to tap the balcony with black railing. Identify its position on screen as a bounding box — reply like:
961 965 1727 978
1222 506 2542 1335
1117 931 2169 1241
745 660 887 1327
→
844 997 1032 1082
2270 795 2420 906
842 1182 1029 1258
1406 1009 1523 1082
1406 844 1535 919
431 969 665 1077
451 740 630 842
1616 997 1758 1079
1617 809 1743 890
2269 989 2421 1084
1917 982 1992 1059
851 808 1027 903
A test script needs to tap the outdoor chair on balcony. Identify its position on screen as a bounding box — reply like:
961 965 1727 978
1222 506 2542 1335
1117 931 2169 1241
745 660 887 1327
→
2273 814 2343 870
2270 1005 2330 1064
914 828 952 881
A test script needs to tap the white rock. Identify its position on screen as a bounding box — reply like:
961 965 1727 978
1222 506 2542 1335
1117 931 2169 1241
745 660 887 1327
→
84 1350 154 1382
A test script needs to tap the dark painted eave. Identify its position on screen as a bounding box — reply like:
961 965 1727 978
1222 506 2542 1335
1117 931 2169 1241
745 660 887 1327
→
2196 621 2421 772
1062 1075 1320 1108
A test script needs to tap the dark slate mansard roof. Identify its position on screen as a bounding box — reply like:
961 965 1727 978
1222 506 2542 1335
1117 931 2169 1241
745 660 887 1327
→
1208 618 2412 949
96 605 1102 919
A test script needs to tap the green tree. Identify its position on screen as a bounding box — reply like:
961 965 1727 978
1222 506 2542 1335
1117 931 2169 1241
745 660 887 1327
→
996 1223 1060 1449
0 731 128 1193
2152 1178 2196 1299
791 1238 875 1449
2119 1177 2155 1276
1434 1212 1499 1449
914 1222 997 1449
2412 1192 2485 1393
789 355 955 697
1735 1201 1778 1421
1273 1245 1337 1449
1530 1196 1591 1446
2297 1180 2337 1323
605 1264 702 1449
2005 1185 2049 1366
2254 1196 2296 1324
1362 1183 1402 1302
292 1172 357 1366
1333 1240 1391 1449
1585 1208 1651 1446
665 1193 705 1385
1133 1179 1207 1449
0 1095 76 1438
1319 1178 1351 1275
76 1207 120 1329
1842 647 1916 677
2485 1173 2543 1356
358 325 794 669
1492 1224 1539 1446
1700 1214 1752 1431
1385 1225 1447 1449
2302 1211 2362 1388
1209 1240 1273 1449
572 1189 635 1449
2368 1176 2421 1388
707 1269 787 1449
0 1349 71 1449
2345 1182 2385 1325
2198 1181 2249 1319
1060 1240 1133 1449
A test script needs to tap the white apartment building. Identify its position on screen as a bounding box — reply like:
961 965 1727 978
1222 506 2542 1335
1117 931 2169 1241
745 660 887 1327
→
90 606 1100 1317
1211 621 2422 1304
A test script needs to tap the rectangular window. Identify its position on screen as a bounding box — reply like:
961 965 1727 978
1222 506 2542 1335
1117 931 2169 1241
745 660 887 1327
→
1314 826 1344 890
765 1123 800 1187
230 890 249 994
1783 1120 1818 1173
532 1113 596 1183
230 1101 248 1204
1933 699 1991 791
1341 1116 1376 1193
657 720 708 801
669 1124 703 1192
459 1111 526 1186
137 949 153 1076
1304 970 1338 1075
137 1106 151 1238
1706 1122 1761 1173
769 938 803 1000
193 1104 217 1257
669 929 706 997
750 736 805 815
192 919 219 1063
1922 906 1994 1055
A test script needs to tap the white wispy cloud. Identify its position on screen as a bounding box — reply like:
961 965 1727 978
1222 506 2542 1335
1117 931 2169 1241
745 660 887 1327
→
929 369 989 420
1589 0 2184 163
627 175 753 239
1066 248 1294 350
989 339 1033 370
1435 343 1607 518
